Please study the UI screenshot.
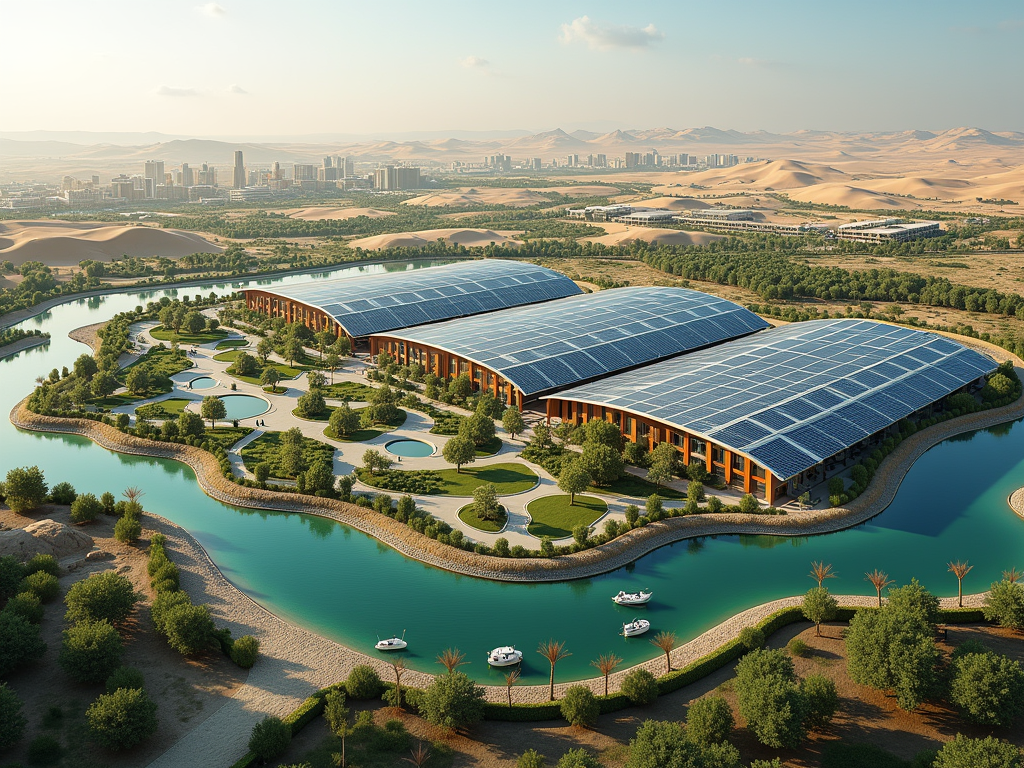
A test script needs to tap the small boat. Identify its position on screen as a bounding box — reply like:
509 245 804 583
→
487 646 523 667
622 618 651 637
612 589 653 606
375 630 407 651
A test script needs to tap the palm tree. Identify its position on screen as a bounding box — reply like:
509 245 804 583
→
503 668 520 710
123 486 144 504
865 569 894 608
1003 567 1022 584
436 647 467 674
404 742 431 767
591 653 622 696
537 640 571 702
948 560 974 608
391 658 406 711
810 561 836 588
650 631 676 674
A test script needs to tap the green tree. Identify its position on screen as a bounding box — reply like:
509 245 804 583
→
161 603 215 655
620 668 659 705
0 682 27 751
560 685 599 728
984 579 1024 631
949 650 1024 726
739 494 760 514
0 612 47 675
296 389 327 419
472 483 501 523
304 460 335 496
177 410 205 438
65 571 139 625
800 674 838 729
329 403 361 437
502 407 525 439
324 353 341 384
248 715 291 763
363 384 399 426
361 448 392 476
125 365 151 395
802 587 839 637
182 311 206 334
86 687 158 751
933 735 1022 768
460 411 496 447
230 635 260 668
4 591 43 624
283 337 304 366
71 492 104 523
734 649 806 749
74 352 99 380
418 670 485 732
91 370 118 398
200 395 227 428
59 619 124 683
345 665 382 699
260 366 281 390
256 336 273 363
579 442 624 486
581 419 623 451
254 462 270 486
49 481 77 505
324 688 349 735
557 460 591 505
538 639 571 702
448 373 472 403
624 719 740 768
114 513 142 545
442 435 476 473
685 695 734 747
3 466 48 513
1 558 25 604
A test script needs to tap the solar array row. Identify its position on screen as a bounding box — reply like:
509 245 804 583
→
550 320 997 481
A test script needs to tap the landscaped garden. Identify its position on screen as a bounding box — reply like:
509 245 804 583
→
134 398 194 421
322 407 408 442
239 429 335 481
214 338 248 350
150 325 228 345
457 502 508 532
320 380 377 402
357 462 538 497
526 494 607 539
214 349 305 385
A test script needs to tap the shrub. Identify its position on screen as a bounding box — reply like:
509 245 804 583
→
346 664 383 699
106 666 146 693
248 716 291 762
230 635 261 668
556 748 602 768
150 562 180 593
739 626 765 651
932 734 1023 768
162 603 215 655
625 719 740 768
27 734 63 764
800 674 838 729
0 682 26 750
49 481 77 505
984 579 1024 631
21 571 60 603
101 491 116 515
685 695 734 747
788 638 810 657
70 492 104 523
559 685 599 727
949 650 1024 726
22 553 60 578
3 466 48 512
739 493 760 514
114 513 142 545
64 571 139 625
0 612 47 675
0 554 23 603
59 619 124 684
86 687 158 751
418 670 485 732
3 591 43 624
620 668 659 705
518 749 547 768
734 649 806 749
151 590 191 635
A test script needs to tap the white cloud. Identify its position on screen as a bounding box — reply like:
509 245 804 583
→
156 85 199 97
198 3 225 18
559 16 664 50
228 84 248 94
460 55 490 69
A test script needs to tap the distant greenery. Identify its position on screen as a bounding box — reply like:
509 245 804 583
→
0 327 48 349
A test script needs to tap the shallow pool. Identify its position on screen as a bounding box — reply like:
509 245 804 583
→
385 438 435 458
219 394 269 420
188 376 218 390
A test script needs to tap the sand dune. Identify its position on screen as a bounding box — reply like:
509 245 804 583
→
584 223 723 248
783 184 909 210
349 228 519 251
280 206 395 221
402 188 549 207
0 221 221 266
634 196 712 211
684 159 847 191
546 185 620 196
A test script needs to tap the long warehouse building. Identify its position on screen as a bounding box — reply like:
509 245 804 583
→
242 259 582 341
544 320 996 505
369 287 770 409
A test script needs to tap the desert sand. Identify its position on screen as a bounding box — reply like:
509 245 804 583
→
583 222 724 248
634 195 713 211
277 206 395 221
0 220 221 266
402 188 549 207
348 228 520 251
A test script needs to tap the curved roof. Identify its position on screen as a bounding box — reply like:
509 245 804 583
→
546 320 996 481
381 287 770 397
256 259 581 337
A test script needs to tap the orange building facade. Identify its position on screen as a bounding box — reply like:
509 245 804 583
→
544 396 785 505
370 334 527 411
243 289 346 338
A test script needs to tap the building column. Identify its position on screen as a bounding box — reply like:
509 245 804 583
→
723 450 733 485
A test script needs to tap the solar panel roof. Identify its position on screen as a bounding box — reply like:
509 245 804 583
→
546 320 996 481
258 259 581 337
381 287 770 396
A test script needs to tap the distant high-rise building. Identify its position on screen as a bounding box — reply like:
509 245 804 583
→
180 163 194 188
232 150 245 189
144 160 164 198
625 152 641 169
395 167 421 190
293 164 318 182
272 162 281 180
532 158 542 171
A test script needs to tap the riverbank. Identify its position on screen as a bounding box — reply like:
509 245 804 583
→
0 333 49 359
13 378 1024 584
68 321 106 353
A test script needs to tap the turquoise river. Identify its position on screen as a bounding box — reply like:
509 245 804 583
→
3 260 1024 684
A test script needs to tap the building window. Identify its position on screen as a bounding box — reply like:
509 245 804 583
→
638 422 649 438
612 411 621 427
624 416 634 434
459 361 469 375
751 464 765 479
671 432 683 447
732 453 745 472
449 359 457 376
712 446 725 464
755 481 766 498
690 438 706 457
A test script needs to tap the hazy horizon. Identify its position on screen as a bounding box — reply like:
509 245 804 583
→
2 0 1022 136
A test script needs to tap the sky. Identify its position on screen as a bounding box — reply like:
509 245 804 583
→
1 0 1022 138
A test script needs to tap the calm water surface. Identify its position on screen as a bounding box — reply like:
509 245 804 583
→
3 260 1023 683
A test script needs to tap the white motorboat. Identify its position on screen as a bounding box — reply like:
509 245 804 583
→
622 618 651 637
375 631 407 651
612 589 653 606
487 646 523 667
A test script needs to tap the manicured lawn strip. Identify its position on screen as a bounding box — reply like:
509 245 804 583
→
321 380 377 401
215 349 305 383
204 426 253 451
263 385 286 394
239 430 335 479
134 398 193 420
526 494 606 539
475 435 503 456
457 503 507 532
93 392 148 408
589 474 685 500
215 338 248 350
356 462 538 496
326 425 385 443
150 326 228 344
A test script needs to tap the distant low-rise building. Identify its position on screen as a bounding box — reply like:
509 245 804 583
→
228 187 273 202
836 219 942 243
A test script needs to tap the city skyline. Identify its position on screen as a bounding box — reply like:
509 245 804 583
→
1 0 1022 136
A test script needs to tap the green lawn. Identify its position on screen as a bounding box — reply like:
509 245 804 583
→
526 494 607 539
457 503 507 532
320 407 407 442
215 349 304 384
93 347 194 407
215 338 248 350
321 380 377 401
263 385 287 394
239 431 335 480
589 474 685 500
134 398 193 421
203 426 252 451
475 435 503 456
150 326 228 345
357 462 538 497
